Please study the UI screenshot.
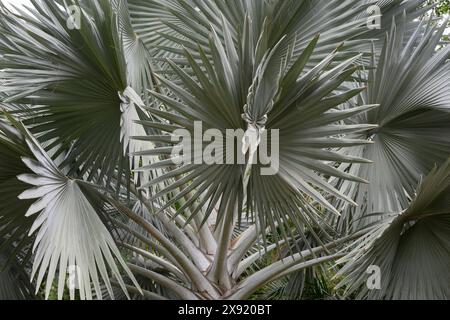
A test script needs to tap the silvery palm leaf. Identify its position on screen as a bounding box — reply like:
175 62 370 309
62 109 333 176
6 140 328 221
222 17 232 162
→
127 0 432 69
0 0 149 190
127 0 376 66
3 118 141 300
135 22 377 241
336 158 450 300
331 15 450 231
355 0 435 58
0 118 36 252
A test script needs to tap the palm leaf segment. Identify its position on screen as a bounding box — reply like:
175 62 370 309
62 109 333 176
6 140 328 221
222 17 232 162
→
337 158 450 300
0 119 36 250
0 119 37 299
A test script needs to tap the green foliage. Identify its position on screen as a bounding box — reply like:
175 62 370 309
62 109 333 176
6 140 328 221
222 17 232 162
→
427 0 450 16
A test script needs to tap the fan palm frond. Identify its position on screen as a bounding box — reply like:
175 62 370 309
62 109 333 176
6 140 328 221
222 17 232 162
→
337 158 450 300
136 21 376 242
332 15 450 230
0 0 150 190
5 118 141 300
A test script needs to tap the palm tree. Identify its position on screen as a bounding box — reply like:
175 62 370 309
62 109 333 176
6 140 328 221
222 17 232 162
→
0 0 448 300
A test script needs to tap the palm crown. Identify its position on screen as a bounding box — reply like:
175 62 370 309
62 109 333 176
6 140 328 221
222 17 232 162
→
0 0 449 300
